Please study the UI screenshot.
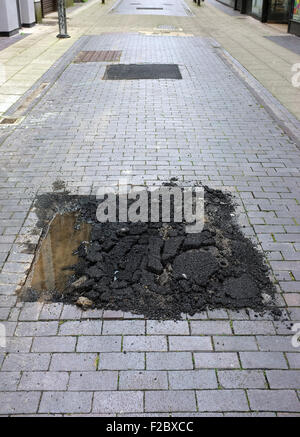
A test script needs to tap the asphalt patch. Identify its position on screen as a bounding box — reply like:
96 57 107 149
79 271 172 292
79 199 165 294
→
20 185 279 319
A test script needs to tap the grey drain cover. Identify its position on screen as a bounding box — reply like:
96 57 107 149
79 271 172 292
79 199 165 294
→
103 64 182 80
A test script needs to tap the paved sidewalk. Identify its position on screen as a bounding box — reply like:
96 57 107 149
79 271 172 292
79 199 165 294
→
0 0 299 417
0 0 111 115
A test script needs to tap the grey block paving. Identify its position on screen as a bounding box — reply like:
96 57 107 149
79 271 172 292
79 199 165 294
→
194 353 240 369
0 372 21 391
98 352 145 370
58 320 102 336
50 353 97 371
147 320 189 335
123 336 167 352
19 303 43 321
32 336 77 352
4 337 32 352
18 372 69 391
169 336 212 351
102 320 145 335
196 390 249 412
0 392 41 414
256 335 296 352
39 304 63 320
233 321 276 335
169 370 218 389
0 30 300 415
190 321 232 335
60 305 82 320
240 352 288 369
213 336 258 351
266 370 300 388
0 308 11 320
146 352 193 370
286 353 300 369
15 322 58 337
2 353 50 371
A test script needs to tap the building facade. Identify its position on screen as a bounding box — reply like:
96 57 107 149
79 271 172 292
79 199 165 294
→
217 0 299 35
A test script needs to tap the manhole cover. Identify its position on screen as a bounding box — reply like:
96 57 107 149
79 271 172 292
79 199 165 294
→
103 64 182 80
20 184 279 319
74 51 122 63
157 24 178 30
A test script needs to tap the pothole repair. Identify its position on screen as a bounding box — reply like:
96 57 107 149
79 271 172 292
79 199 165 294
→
20 183 280 320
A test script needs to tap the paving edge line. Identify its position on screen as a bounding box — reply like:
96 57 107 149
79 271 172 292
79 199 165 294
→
210 38 300 148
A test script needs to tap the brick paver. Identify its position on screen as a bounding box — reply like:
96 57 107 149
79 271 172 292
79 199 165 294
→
0 0 299 417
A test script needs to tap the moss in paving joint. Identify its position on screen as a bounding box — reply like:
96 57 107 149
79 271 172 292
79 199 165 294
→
94 353 100 370
289 271 296 281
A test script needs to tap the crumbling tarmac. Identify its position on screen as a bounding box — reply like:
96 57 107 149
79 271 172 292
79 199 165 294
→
20 184 280 319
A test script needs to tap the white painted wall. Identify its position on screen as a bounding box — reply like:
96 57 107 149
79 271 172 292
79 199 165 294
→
0 0 20 33
19 0 35 25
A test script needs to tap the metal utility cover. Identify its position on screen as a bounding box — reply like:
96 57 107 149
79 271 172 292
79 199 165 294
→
74 51 122 63
103 64 182 80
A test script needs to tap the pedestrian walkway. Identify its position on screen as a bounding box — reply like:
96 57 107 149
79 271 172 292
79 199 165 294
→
0 0 299 416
